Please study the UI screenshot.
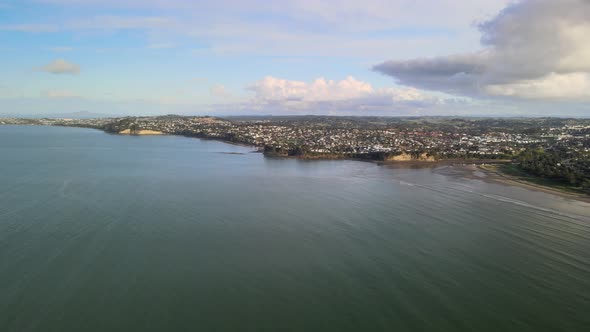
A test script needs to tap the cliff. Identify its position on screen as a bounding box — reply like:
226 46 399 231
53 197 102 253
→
385 152 437 162
119 129 164 135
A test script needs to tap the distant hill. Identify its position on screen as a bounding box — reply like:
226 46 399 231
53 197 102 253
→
0 111 116 119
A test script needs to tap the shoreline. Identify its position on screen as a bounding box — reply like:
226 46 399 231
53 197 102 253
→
378 158 512 167
186 136 259 150
5 124 588 200
466 164 590 202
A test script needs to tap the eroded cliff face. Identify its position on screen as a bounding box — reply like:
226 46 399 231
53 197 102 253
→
385 152 436 162
119 129 163 135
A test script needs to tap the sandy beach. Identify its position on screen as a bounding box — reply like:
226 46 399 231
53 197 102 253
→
456 164 590 203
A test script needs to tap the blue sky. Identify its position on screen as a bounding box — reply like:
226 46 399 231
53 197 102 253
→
1 0 589 117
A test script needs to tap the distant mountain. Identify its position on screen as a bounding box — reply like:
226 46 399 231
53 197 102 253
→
0 111 116 119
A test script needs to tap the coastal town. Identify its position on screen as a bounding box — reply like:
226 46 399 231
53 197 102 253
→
2 115 588 157
2 115 589 191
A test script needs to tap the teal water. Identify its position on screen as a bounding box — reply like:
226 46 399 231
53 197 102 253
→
1 125 589 332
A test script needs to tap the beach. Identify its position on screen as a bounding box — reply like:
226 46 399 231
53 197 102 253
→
460 164 590 203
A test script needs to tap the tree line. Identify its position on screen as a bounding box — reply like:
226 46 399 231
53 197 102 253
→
518 148 590 192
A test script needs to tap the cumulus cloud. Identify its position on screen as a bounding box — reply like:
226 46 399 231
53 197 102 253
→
373 0 590 100
38 59 80 74
244 76 440 114
249 76 427 102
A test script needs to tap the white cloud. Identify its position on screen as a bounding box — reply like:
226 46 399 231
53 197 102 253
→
43 89 80 98
0 24 58 32
248 76 427 102
38 59 80 74
374 0 590 100
27 1 509 57
66 15 177 30
1 16 177 34
485 73 590 100
245 76 440 114
47 46 74 52
147 43 175 49
36 0 507 31
209 84 231 98
190 77 208 84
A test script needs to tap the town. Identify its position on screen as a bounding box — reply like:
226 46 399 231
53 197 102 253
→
2 115 589 157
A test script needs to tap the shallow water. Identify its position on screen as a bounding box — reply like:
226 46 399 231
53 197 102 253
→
1 126 589 331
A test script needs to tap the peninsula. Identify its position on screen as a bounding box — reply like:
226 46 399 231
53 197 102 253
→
2 115 589 194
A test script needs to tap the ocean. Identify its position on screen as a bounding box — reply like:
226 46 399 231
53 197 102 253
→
1 125 589 331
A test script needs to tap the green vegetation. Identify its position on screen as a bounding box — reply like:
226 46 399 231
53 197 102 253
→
103 117 136 133
512 148 590 193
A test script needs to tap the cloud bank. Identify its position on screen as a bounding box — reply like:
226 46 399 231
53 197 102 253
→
248 76 426 103
242 76 441 114
373 0 590 100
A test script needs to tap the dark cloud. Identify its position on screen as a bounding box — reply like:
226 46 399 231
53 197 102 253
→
373 53 488 96
373 0 590 100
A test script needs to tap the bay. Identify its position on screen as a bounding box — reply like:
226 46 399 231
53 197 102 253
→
1 125 589 331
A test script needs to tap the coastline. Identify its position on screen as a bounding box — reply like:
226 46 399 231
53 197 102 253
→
462 164 590 202
112 128 590 201
378 158 512 167
5 124 588 200
187 136 259 150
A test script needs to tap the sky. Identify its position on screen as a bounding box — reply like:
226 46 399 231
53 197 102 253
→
1 0 589 117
